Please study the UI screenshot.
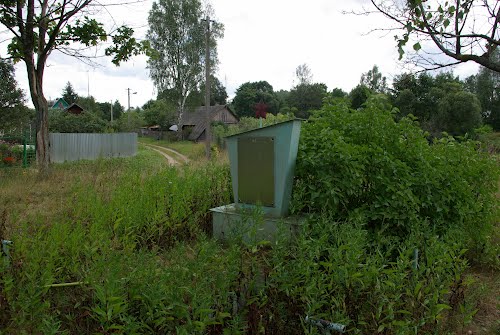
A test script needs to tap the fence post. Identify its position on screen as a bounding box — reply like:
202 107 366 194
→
22 130 27 168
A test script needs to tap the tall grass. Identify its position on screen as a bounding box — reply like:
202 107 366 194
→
0 149 237 333
0 129 498 334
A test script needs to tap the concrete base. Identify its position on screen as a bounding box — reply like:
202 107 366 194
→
210 203 304 243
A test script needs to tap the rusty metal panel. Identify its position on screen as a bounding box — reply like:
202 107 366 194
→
237 137 274 206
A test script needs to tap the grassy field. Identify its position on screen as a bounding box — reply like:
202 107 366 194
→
0 148 237 334
0 143 498 334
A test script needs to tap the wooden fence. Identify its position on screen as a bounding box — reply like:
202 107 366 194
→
49 133 137 163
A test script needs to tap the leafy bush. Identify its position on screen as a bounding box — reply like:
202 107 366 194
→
49 109 108 133
268 216 470 334
292 96 498 252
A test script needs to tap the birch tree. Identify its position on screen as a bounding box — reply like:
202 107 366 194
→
147 0 223 126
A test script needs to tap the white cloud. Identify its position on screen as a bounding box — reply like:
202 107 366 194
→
5 0 483 109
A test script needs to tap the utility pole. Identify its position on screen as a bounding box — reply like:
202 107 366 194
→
126 88 137 129
204 17 212 160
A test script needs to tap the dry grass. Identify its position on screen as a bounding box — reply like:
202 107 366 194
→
0 148 167 240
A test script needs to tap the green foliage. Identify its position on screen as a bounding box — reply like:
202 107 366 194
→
61 82 79 104
287 83 328 119
0 138 497 333
105 26 150 65
465 49 500 130
292 96 498 249
371 0 500 72
348 84 372 109
0 154 236 333
433 90 482 136
360 65 388 93
392 72 483 136
49 109 108 133
0 58 31 132
159 76 228 111
117 110 145 132
331 87 347 99
1 0 147 170
0 137 36 168
147 0 224 118
143 99 177 130
232 81 281 117
269 216 470 334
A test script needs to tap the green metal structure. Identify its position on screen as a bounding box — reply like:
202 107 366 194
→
0 129 36 168
211 119 303 241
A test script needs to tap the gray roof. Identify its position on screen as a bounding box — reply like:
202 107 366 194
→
180 105 238 141
180 105 236 125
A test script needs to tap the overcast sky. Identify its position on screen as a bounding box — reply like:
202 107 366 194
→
4 0 480 110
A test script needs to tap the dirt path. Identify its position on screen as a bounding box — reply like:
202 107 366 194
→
146 146 179 165
144 144 189 165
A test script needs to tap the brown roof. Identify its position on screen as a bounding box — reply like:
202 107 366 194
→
180 105 238 141
64 103 84 114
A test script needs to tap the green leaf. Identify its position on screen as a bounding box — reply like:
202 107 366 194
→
413 42 422 51
444 19 450 28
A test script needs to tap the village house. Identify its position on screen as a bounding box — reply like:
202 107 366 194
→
180 104 238 141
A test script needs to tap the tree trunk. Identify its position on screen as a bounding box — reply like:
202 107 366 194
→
35 95 50 176
177 95 188 140
25 59 50 176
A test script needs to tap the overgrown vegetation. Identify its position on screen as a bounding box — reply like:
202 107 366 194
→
0 100 498 333
292 96 498 256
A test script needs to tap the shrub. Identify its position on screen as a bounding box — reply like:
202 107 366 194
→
268 216 470 334
292 96 499 252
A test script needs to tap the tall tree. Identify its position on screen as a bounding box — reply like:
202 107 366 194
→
360 65 388 93
0 0 147 174
287 83 328 118
179 75 228 109
61 82 78 104
349 84 373 109
392 72 483 136
368 0 500 72
295 63 313 85
465 49 500 129
433 87 482 136
147 0 224 126
0 58 31 131
143 99 177 131
232 81 281 117
331 88 347 99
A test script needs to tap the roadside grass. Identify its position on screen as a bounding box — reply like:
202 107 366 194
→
0 142 498 333
0 148 237 333
139 137 205 160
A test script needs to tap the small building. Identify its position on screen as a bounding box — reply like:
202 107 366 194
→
50 99 84 115
65 103 85 115
51 98 70 110
180 105 239 141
